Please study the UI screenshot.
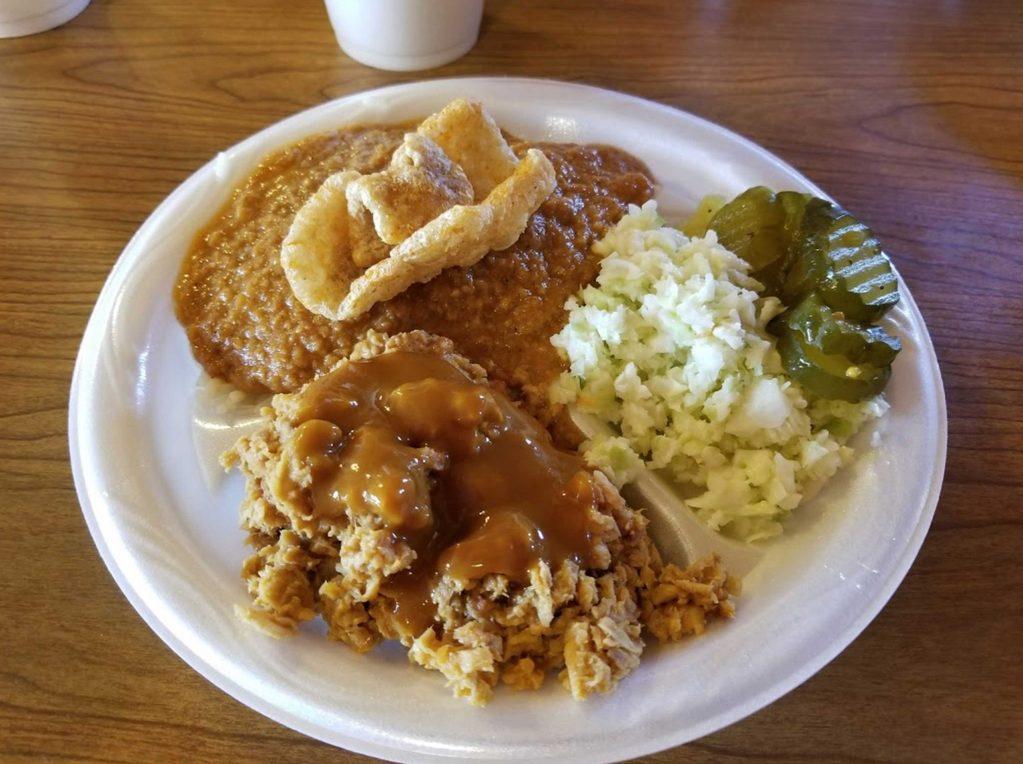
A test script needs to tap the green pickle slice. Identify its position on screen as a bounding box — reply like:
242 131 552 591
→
682 194 726 237
777 329 891 402
779 293 901 367
785 201 899 321
777 190 811 244
708 187 809 295
780 198 832 301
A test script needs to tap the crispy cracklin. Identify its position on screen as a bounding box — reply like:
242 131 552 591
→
346 132 474 252
280 100 556 322
223 331 738 705
336 149 555 321
417 98 519 200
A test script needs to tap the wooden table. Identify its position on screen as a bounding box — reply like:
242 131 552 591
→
2 1 1020 761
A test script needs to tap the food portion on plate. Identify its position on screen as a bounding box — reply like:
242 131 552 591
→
171 98 901 703
224 330 736 705
174 98 652 429
551 194 899 541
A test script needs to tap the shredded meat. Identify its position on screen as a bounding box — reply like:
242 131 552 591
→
223 331 739 705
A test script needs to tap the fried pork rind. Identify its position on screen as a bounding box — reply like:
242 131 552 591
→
279 170 364 321
347 201 391 268
280 99 553 324
225 330 739 705
346 132 473 247
335 148 556 321
418 98 519 200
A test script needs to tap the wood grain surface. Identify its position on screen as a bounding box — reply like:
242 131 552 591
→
1 0 1021 761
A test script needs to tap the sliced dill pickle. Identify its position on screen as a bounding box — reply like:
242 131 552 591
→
778 190 811 243
709 186 785 270
823 323 900 367
756 190 811 292
709 187 809 294
682 194 726 237
777 328 891 402
778 293 901 367
780 198 833 302
784 200 899 321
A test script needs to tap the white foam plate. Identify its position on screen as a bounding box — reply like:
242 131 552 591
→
69 78 946 762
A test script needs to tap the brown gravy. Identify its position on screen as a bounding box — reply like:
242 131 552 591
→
290 350 604 633
174 126 653 416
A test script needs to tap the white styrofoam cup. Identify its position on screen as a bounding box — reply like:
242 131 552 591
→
324 0 484 72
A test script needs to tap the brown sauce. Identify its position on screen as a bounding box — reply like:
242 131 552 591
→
290 350 604 633
174 126 653 415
